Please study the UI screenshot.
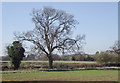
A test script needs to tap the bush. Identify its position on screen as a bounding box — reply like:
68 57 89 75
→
94 51 119 65
7 41 25 70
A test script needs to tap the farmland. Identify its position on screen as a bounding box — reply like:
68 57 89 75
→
1 61 104 71
1 60 119 71
1 60 119 82
1 70 118 81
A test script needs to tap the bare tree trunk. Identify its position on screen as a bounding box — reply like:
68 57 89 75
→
48 56 53 69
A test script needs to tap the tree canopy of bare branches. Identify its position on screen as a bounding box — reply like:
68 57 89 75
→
14 7 85 69
112 41 120 54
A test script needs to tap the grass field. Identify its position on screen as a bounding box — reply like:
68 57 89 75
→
1 70 118 81
1 61 118 82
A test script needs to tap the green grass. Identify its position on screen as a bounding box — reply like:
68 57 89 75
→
2 70 118 81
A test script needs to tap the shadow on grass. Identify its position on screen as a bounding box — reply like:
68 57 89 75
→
1 81 119 83
1 68 118 74
39 68 118 72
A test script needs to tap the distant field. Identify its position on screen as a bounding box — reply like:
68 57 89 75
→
2 61 119 71
1 61 96 64
1 70 118 81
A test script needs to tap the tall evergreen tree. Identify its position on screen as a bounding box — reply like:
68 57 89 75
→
7 41 25 70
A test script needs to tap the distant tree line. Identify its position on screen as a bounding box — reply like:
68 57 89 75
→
94 50 119 65
2 49 118 64
1 53 94 61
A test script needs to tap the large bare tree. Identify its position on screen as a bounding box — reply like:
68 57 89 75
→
14 7 85 69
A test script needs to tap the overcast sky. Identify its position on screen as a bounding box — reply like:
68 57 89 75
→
2 2 118 55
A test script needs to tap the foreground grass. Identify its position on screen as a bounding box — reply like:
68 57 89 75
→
2 70 118 81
